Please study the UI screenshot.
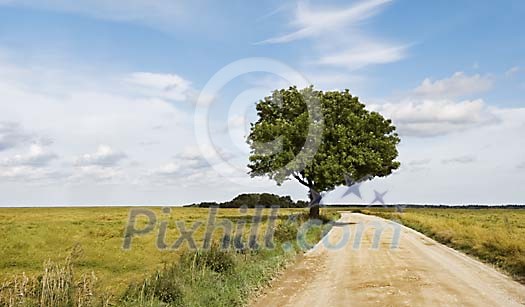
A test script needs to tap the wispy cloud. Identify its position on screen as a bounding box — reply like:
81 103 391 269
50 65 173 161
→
0 0 192 31
257 0 407 71
257 0 392 44
318 42 408 70
505 66 520 77
125 72 194 102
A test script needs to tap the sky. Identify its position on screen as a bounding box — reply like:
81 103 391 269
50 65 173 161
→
0 0 524 206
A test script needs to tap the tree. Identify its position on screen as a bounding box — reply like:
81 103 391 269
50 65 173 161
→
247 86 400 218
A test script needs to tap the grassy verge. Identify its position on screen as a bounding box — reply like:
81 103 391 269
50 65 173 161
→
0 208 340 306
361 208 525 283
120 244 292 306
121 210 339 306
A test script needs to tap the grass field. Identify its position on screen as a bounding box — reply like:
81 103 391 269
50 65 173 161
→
2 206 524 305
361 207 525 282
0 206 337 305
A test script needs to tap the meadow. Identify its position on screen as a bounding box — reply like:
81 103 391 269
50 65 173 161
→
2 206 524 306
361 207 525 282
0 207 337 306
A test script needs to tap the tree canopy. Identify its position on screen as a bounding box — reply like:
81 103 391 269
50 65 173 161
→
247 86 400 217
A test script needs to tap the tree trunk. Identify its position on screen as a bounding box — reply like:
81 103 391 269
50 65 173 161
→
308 188 320 218
309 204 320 219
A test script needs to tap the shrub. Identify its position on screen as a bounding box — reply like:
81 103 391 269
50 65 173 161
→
149 271 184 304
273 221 298 243
122 266 184 306
180 244 235 274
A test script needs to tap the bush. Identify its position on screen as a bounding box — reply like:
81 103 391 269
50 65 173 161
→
180 244 235 274
122 266 184 306
123 245 238 306
151 271 184 304
273 221 298 243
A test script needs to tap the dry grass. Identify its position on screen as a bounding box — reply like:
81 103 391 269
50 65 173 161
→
0 244 106 307
0 208 286 292
0 273 38 306
0 206 333 302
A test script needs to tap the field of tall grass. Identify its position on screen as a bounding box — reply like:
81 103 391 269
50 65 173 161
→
362 207 525 283
4 206 523 305
0 207 339 306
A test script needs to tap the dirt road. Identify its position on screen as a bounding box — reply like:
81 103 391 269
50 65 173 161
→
251 213 525 307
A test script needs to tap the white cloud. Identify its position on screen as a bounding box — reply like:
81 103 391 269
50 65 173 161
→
322 107 525 205
0 165 64 182
0 0 192 31
154 162 183 176
0 145 62 183
0 53 199 190
0 66 189 152
258 0 406 70
258 0 392 44
153 156 206 180
75 145 126 167
125 72 195 102
151 145 236 178
71 146 130 183
146 145 244 189
318 43 407 70
370 99 499 137
413 72 493 98
0 144 57 167
369 72 502 137
71 165 123 182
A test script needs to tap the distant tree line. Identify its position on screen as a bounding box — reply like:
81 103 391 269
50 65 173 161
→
185 195 525 209
185 193 309 208
328 204 525 209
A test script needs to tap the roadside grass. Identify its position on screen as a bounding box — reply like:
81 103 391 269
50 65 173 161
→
120 244 293 306
0 207 340 306
362 207 525 283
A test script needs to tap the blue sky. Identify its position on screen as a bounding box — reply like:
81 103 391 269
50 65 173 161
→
0 0 524 206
